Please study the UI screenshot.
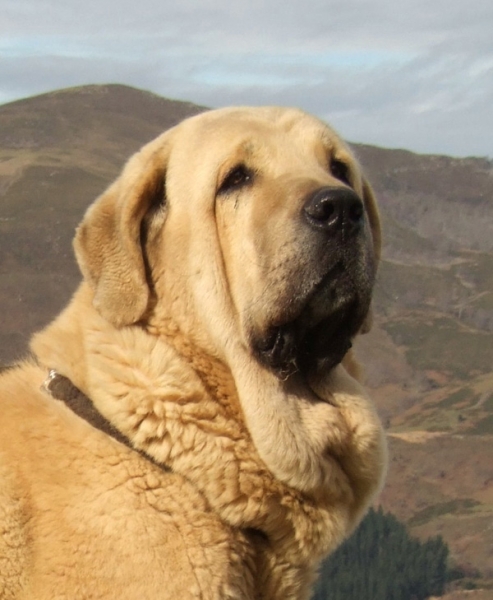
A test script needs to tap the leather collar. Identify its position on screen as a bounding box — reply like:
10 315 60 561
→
43 370 168 471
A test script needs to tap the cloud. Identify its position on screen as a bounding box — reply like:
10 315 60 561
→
1 0 492 156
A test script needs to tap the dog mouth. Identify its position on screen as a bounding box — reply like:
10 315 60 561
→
255 306 356 377
252 262 372 378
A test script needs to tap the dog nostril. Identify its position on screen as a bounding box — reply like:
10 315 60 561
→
306 198 338 225
303 187 364 232
349 199 364 223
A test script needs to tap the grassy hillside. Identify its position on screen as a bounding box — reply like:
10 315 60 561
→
1 84 492 589
351 144 493 586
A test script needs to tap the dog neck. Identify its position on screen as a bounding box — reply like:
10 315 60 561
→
30 282 386 567
146 318 246 424
32 283 384 512
31 287 252 475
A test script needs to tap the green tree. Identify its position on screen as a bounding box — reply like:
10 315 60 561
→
312 507 449 600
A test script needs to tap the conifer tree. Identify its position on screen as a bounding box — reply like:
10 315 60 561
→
312 507 449 600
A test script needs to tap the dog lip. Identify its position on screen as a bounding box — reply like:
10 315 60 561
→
295 304 356 374
254 306 356 378
254 327 295 373
252 261 370 378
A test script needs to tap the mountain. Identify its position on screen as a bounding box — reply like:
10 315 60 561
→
1 84 492 592
0 85 205 357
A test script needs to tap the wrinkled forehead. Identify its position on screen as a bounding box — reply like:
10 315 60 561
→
170 107 353 170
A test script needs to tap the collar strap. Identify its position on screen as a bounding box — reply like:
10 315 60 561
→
43 370 167 471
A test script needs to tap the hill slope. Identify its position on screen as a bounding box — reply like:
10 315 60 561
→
1 84 492 586
0 85 205 355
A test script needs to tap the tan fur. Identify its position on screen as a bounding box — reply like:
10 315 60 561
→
0 107 386 599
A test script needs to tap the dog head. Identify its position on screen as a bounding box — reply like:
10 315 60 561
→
75 107 381 380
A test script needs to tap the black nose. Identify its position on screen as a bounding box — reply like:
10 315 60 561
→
303 187 364 234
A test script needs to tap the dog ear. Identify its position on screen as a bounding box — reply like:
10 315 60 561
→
360 177 381 334
74 133 173 327
362 177 381 264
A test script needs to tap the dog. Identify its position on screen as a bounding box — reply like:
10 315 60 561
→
0 107 386 599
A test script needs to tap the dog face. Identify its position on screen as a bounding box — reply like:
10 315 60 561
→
74 107 381 380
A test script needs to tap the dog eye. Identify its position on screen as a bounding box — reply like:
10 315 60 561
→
218 164 253 194
330 159 351 185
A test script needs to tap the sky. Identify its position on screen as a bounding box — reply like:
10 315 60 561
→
1 0 493 158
